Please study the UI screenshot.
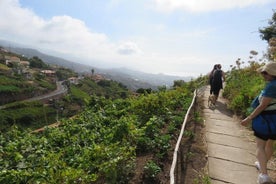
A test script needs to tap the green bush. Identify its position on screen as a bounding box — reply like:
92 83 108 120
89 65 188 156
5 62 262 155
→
143 160 161 179
223 61 264 116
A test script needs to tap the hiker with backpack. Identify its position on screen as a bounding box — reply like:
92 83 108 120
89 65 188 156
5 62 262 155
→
209 64 225 102
209 64 218 94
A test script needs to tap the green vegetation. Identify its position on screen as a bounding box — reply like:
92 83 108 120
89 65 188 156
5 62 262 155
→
0 49 133 131
76 77 129 99
0 82 198 183
56 67 77 81
0 63 9 71
143 160 161 181
0 76 36 95
223 58 265 116
0 101 56 130
193 175 211 184
0 77 131 132
29 56 49 69
0 69 56 105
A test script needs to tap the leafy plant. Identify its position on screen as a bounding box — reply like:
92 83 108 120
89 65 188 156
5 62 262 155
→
143 160 161 179
193 175 211 184
223 58 265 116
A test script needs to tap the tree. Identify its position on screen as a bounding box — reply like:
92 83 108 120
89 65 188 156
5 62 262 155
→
259 10 276 42
136 88 152 94
259 10 276 61
173 80 185 88
269 37 276 60
29 56 48 69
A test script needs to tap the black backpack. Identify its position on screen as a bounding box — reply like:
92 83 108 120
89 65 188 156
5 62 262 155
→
212 69 222 83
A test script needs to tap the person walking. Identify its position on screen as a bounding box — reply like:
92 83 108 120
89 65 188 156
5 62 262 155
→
241 62 276 184
210 64 225 102
209 64 218 94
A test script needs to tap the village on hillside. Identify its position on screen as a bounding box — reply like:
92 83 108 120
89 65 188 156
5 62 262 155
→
0 46 106 85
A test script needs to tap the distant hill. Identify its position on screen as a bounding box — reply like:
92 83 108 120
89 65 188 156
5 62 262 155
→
0 40 192 90
101 68 191 89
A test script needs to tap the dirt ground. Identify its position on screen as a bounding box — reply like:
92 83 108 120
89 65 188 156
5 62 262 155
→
181 118 208 184
129 97 208 184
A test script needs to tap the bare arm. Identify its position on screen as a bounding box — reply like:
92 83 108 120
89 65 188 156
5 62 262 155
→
222 71 226 81
241 96 273 126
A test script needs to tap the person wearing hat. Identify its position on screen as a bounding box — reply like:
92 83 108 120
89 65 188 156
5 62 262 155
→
241 62 276 184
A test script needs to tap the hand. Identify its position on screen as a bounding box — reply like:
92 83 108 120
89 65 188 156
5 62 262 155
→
241 117 251 126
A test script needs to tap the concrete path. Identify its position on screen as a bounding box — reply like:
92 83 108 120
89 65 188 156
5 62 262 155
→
202 86 276 184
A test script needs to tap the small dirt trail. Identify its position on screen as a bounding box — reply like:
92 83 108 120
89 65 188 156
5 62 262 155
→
31 122 61 133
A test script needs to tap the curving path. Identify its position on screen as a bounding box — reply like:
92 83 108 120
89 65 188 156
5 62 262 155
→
0 81 67 109
25 81 67 102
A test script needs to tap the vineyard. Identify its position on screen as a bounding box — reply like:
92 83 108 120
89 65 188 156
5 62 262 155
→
0 80 205 184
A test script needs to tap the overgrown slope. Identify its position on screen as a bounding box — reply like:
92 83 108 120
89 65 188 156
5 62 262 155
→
0 81 202 183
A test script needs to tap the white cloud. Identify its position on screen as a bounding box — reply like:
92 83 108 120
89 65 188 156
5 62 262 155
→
0 0 121 61
37 16 112 55
117 41 142 55
0 0 147 70
0 0 43 36
153 0 275 12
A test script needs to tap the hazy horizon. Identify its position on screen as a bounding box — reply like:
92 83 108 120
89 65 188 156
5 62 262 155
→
0 0 274 77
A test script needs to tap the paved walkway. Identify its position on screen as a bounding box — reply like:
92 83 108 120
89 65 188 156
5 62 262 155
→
202 86 276 184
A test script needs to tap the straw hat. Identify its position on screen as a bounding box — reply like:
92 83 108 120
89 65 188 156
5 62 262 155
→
257 62 276 76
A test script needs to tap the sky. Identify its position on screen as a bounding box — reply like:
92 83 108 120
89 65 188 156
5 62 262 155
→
0 0 275 77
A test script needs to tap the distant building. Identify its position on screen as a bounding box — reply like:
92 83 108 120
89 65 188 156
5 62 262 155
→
5 56 20 65
20 61 30 68
5 56 29 68
0 47 8 53
4 56 30 75
68 77 79 84
91 74 106 82
41 70 56 77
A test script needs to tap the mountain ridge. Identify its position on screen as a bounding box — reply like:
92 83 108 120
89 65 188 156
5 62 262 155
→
0 39 192 90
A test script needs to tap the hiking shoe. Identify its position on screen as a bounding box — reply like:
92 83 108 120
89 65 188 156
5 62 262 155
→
257 173 273 184
255 161 260 171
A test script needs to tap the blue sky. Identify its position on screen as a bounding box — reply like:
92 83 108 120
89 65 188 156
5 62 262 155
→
0 0 274 77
